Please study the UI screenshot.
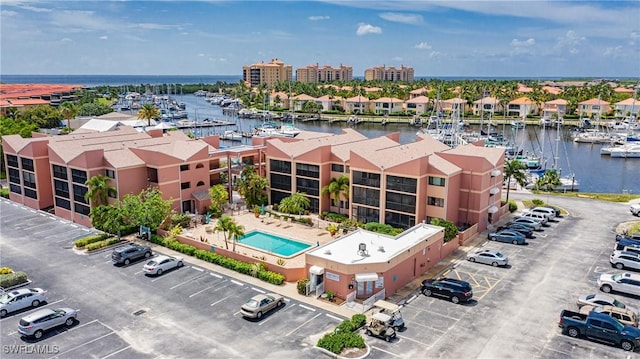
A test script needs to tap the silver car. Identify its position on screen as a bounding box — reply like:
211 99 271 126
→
17 307 77 339
577 293 637 314
0 288 47 317
142 254 184 276
240 293 284 319
509 217 542 230
466 249 509 267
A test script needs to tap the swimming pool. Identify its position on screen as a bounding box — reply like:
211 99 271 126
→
238 230 312 257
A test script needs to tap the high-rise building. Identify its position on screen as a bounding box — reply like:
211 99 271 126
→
296 63 353 83
242 58 293 87
364 65 414 82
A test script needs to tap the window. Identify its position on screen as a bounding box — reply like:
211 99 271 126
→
428 176 446 186
331 164 344 173
55 197 71 210
75 203 90 215
180 164 189 172
20 158 34 171
105 169 116 179
22 171 36 189
54 180 69 198
270 173 291 191
8 168 20 184
428 196 445 207
296 163 320 178
24 188 37 199
352 171 380 187
270 190 289 206
73 184 88 204
7 154 18 168
352 187 380 207
52 165 68 180
71 169 87 184
296 178 319 196
195 163 204 169
385 211 415 229
387 175 417 193
385 192 416 213
10 184 21 194
147 167 158 183
196 181 205 187
270 159 292 174
181 182 190 190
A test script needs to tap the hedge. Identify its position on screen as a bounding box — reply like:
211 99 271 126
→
85 238 121 251
0 271 28 289
74 233 111 248
150 234 285 285
317 314 367 354
0 267 14 275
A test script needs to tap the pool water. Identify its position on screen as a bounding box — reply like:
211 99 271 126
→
238 231 312 257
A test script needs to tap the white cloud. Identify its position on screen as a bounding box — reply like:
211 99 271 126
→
510 38 535 47
554 30 586 54
603 46 623 58
414 42 432 50
198 53 205 57
16 4 52 13
391 56 403 61
630 31 639 46
429 51 443 59
356 23 382 36
308 15 330 21
60 38 72 43
99 35 108 40
379 12 423 25
1 10 18 16
132 23 180 30
510 38 535 56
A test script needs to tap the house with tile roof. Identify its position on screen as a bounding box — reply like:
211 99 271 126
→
542 99 569 118
614 97 639 117
405 95 431 115
472 97 501 116
441 97 468 114
507 97 538 117
372 97 404 115
578 98 611 118
344 95 371 114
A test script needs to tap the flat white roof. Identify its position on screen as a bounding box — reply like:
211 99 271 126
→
306 223 443 265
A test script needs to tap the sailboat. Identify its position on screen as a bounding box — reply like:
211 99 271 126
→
278 82 302 137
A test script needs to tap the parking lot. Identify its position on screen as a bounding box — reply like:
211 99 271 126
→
0 199 344 359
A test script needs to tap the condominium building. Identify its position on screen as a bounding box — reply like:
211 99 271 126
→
242 58 293 87
364 65 414 82
295 64 353 83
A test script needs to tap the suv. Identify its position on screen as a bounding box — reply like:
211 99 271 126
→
598 272 640 296
528 207 556 220
112 244 152 265
615 243 640 256
421 277 473 304
610 251 640 270
17 307 77 339
631 204 640 216
518 211 549 225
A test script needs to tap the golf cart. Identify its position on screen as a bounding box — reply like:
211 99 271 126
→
365 312 397 342
373 300 405 330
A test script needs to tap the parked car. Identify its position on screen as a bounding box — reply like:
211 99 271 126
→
0 288 47 317
364 312 397 342
598 272 640 296
518 211 549 225
616 233 640 243
466 249 509 267
17 308 77 339
501 223 534 238
112 243 152 265
610 251 640 271
240 293 284 319
579 305 639 327
614 243 640 256
577 293 637 313
488 230 527 245
421 277 473 304
527 207 556 220
631 204 640 216
142 255 184 276
558 309 640 351
509 217 542 231
539 205 562 217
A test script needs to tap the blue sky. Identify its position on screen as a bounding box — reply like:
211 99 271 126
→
1 0 639 77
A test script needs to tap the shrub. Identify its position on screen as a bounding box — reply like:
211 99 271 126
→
317 331 365 354
0 271 28 288
276 258 286 266
74 233 111 248
297 278 310 294
351 314 366 329
191 250 285 285
0 187 8 199
170 213 192 229
296 217 313 226
531 198 545 206
430 218 459 243
85 238 120 251
508 200 518 213
322 211 348 223
0 267 14 275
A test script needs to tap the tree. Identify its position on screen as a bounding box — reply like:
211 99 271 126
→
214 215 233 250
278 192 310 217
503 159 527 202
228 221 246 252
59 102 78 130
89 204 126 239
321 175 349 213
236 165 268 207
536 170 562 192
137 103 160 127
208 184 228 218
121 188 172 230
430 218 459 242
84 174 117 208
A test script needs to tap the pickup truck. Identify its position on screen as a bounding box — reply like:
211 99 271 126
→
558 309 640 351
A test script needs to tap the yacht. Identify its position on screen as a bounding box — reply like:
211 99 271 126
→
609 144 640 158
279 123 302 137
221 130 243 141
572 129 611 144
511 119 526 129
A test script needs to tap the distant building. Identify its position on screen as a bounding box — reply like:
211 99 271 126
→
364 65 414 82
296 64 353 83
242 58 293 87
0 84 83 115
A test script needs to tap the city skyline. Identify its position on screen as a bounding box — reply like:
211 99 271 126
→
1 0 639 78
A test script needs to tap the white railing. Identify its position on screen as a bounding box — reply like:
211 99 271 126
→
345 290 356 303
361 289 386 313
315 281 325 297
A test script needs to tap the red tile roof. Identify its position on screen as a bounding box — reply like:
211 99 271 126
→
0 84 83 100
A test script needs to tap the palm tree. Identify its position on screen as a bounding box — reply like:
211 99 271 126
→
279 192 311 217
84 174 117 207
229 221 246 252
59 102 78 130
503 160 527 202
137 103 160 127
536 170 562 192
214 215 233 250
321 175 349 213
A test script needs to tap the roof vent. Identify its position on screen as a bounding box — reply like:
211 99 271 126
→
358 243 369 257
324 249 332 255
378 246 385 252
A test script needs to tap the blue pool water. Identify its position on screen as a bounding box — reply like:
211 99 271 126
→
238 231 312 257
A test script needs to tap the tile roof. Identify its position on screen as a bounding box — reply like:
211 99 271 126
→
509 97 534 105
545 99 568 105
406 95 430 104
345 95 370 103
372 97 404 103
579 98 610 105
0 98 50 106
441 143 504 166
268 129 368 158
615 98 640 105
352 134 449 169
0 84 83 100
428 154 462 175
294 94 317 101
442 97 466 104
473 97 499 105
331 136 399 162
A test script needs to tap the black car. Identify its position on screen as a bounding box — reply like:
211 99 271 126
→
420 278 473 304
112 243 152 265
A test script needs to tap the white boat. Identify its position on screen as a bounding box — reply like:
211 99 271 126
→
279 124 301 137
221 130 243 141
511 120 526 129
609 144 640 158
175 119 194 128
573 129 611 144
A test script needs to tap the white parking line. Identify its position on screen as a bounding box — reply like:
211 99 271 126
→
191 266 204 272
298 304 316 312
281 303 297 312
325 313 343 321
258 315 276 326
134 270 144 275
41 299 65 308
67 319 99 331
101 346 131 359
169 273 207 290
251 287 265 294
47 332 115 359
70 224 78 228
39 213 47 217
209 272 222 279
210 295 233 306
230 279 244 286
286 313 321 336
398 332 439 345
371 346 400 357
189 286 214 298
405 294 418 304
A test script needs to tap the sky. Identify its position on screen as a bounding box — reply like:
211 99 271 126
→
1 0 639 78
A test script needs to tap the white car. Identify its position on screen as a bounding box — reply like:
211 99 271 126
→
610 251 640 270
631 204 640 216
143 255 184 276
518 211 548 225
528 207 556 220
598 272 640 296
0 288 47 317
466 249 509 267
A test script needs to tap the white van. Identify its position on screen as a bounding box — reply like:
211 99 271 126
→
529 207 556 220
519 211 548 225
